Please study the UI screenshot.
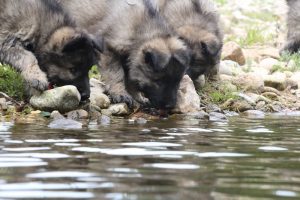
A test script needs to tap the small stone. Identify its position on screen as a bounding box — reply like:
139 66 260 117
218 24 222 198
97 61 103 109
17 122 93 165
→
30 86 80 113
173 75 201 114
288 72 300 89
255 101 266 111
233 73 264 92
50 111 65 120
0 98 7 110
262 92 279 101
206 104 221 113
67 109 89 120
222 41 246 65
209 112 228 121
101 109 113 116
258 58 280 72
30 110 41 115
219 60 238 76
136 118 147 124
48 118 82 130
222 99 253 112
262 87 281 95
237 93 256 106
90 92 110 109
98 115 111 125
264 72 287 91
108 103 129 116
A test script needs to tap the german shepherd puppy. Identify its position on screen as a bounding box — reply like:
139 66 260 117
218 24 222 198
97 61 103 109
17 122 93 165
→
158 0 223 81
0 0 103 100
59 0 191 110
281 0 300 54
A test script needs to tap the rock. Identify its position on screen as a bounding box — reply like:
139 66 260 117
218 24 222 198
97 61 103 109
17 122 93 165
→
108 103 129 116
173 75 201 114
233 73 264 92
90 78 111 109
258 58 280 72
262 87 281 95
220 60 237 76
184 111 209 120
255 101 267 111
50 111 64 120
136 118 147 124
221 99 253 112
243 110 265 118
101 109 113 116
206 104 221 113
262 92 279 101
98 115 111 125
30 86 80 113
219 74 234 82
209 112 228 121
237 93 256 106
288 72 300 89
0 98 7 110
264 72 287 91
194 75 206 89
222 41 246 65
67 109 89 120
48 118 82 130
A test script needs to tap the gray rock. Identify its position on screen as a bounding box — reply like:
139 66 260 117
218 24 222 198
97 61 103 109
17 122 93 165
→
48 118 82 130
136 118 147 124
233 72 264 92
67 109 89 120
219 60 240 76
108 103 130 116
50 111 64 120
30 86 80 113
173 75 201 114
209 112 228 121
206 104 221 113
98 115 111 125
258 58 280 72
222 41 246 65
264 72 287 91
0 98 7 110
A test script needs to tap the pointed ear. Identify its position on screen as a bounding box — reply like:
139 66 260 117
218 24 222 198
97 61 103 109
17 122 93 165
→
144 50 165 72
90 34 105 53
62 36 90 53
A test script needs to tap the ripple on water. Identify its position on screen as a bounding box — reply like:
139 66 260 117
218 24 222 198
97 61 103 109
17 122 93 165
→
0 191 94 199
275 190 297 197
246 128 274 133
144 163 200 170
0 153 69 159
258 146 288 151
122 142 182 147
0 157 47 168
27 171 96 178
196 152 251 158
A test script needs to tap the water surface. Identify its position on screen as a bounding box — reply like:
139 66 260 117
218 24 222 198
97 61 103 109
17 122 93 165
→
0 115 300 199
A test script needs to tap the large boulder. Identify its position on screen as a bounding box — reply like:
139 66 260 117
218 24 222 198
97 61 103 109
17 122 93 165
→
30 86 80 113
173 75 201 114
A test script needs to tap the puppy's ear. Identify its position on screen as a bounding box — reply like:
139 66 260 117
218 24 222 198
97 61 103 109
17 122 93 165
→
90 34 105 53
62 36 90 53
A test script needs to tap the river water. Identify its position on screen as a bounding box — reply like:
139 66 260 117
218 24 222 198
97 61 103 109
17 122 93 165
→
0 115 300 199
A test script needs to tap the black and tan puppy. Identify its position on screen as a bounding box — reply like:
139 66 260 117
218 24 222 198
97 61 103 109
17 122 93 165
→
59 0 191 110
0 0 103 100
159 0 223 81
281 0 300 54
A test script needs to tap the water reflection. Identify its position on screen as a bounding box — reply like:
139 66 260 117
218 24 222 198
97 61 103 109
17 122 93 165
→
0 116 299 199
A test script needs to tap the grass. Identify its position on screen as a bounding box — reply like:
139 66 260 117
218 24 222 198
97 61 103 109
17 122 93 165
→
238 27 272 47
214 0 227 6
200 81 239 105
89 65 100 79
271 53 300 73
0 64 25 101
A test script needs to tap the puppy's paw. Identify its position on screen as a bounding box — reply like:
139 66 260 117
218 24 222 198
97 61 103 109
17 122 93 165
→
22 66 49 92
109 92 138 108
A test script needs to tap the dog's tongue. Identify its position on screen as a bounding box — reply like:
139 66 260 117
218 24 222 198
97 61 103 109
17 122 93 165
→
48 83 54 90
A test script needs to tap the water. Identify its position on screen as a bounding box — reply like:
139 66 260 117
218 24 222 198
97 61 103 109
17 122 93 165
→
0 115 300 199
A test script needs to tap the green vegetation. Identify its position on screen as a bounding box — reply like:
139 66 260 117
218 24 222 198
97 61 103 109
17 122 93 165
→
271 53 300 73
238 27 272 47
0 64 25 100
214 0 227 6
200 81 239 105
89 65 100 79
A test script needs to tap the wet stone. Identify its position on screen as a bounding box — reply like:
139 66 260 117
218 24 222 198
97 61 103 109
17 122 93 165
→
30 86 80 113
50 111 64 120
136 117 147 124
67 109 89 120
243 110 265 118
108 103 129 116
209 112 228 121
0 98 7 110
98 115 111 125
48 118 83 130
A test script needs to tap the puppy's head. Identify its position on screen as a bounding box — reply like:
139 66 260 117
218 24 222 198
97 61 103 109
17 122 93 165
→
127 37 190 110
177 26 223 80
37 27 103 101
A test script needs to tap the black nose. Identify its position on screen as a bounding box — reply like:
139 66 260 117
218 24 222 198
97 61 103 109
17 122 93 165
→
81 93 90 101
